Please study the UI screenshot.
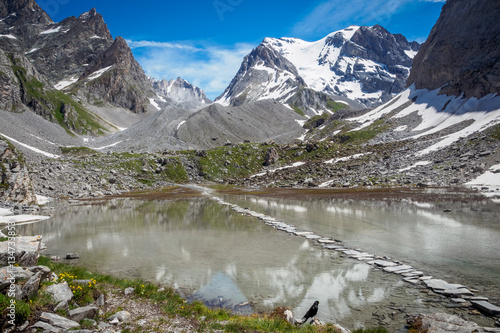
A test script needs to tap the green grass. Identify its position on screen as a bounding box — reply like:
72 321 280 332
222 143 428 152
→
60 146 99 156
491 124 500 140
326 100 346 113
0 293 31 326
7 54 108 136
352 328 388 333
195 143 266 180
304 113 329 129
290 104 306 117
334 120 389 144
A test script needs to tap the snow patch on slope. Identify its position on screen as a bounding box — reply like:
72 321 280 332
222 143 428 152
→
348 86 500 156
87 66 113 81
0 34 17 39
0 133 60 159
55 76 79 90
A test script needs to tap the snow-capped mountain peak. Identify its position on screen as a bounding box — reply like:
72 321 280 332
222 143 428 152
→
216 25 419 115
150 77 212 111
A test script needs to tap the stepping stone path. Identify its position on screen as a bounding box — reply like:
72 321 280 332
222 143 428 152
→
207 192 500 318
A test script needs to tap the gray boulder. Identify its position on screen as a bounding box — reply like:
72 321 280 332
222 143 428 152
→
46 281 73 303
108 310 131 324
20 271 41 300
31 321 63 333
40 312 80 330
69 305 98 322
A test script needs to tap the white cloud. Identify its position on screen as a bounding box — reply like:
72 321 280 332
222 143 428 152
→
291 0 443 39
127 39 253 100
292 0 407 38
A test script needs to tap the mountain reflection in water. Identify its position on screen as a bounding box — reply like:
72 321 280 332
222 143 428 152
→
15 194 500 330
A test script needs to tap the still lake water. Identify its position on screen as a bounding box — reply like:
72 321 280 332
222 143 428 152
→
16 188 500 330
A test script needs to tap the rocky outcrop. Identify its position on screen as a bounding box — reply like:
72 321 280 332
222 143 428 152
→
407 0 500 98
0 0 52 27
26 8 114 85
217 25 419 113
78 36 154 113
0 137 36 204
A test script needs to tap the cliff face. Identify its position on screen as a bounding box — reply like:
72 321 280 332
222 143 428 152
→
0 137 36 205
407 0 500 98
78 36 153 113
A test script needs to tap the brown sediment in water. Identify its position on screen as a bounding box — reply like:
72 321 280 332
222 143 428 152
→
213 186 487 203
75 186 203 205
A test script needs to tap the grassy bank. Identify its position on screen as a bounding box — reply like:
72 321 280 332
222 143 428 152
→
5 256 387 333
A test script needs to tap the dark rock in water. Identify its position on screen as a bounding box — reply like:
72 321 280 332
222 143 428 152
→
471 300 500 316
66 253 80 259
407 0 500 99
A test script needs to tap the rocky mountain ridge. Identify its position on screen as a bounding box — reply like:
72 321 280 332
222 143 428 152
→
0 0 155 134
216 25 419 116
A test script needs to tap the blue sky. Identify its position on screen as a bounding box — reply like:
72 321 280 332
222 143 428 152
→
38 0 445 100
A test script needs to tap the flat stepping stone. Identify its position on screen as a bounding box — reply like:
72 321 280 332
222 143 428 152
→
423 279 465 291
403 277 421 284
294 231 314 236
443 288 474 297
451 298 467 303
383 264 413 273
369 260 399 267
471 300 500 315
305 234 321 239
322 245 346 250
419 276 433 280
318 239 337 244
356 256 376 261
342 250 362 256
402 271 424 277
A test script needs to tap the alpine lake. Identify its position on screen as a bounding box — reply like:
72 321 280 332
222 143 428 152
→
16 186 500 331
